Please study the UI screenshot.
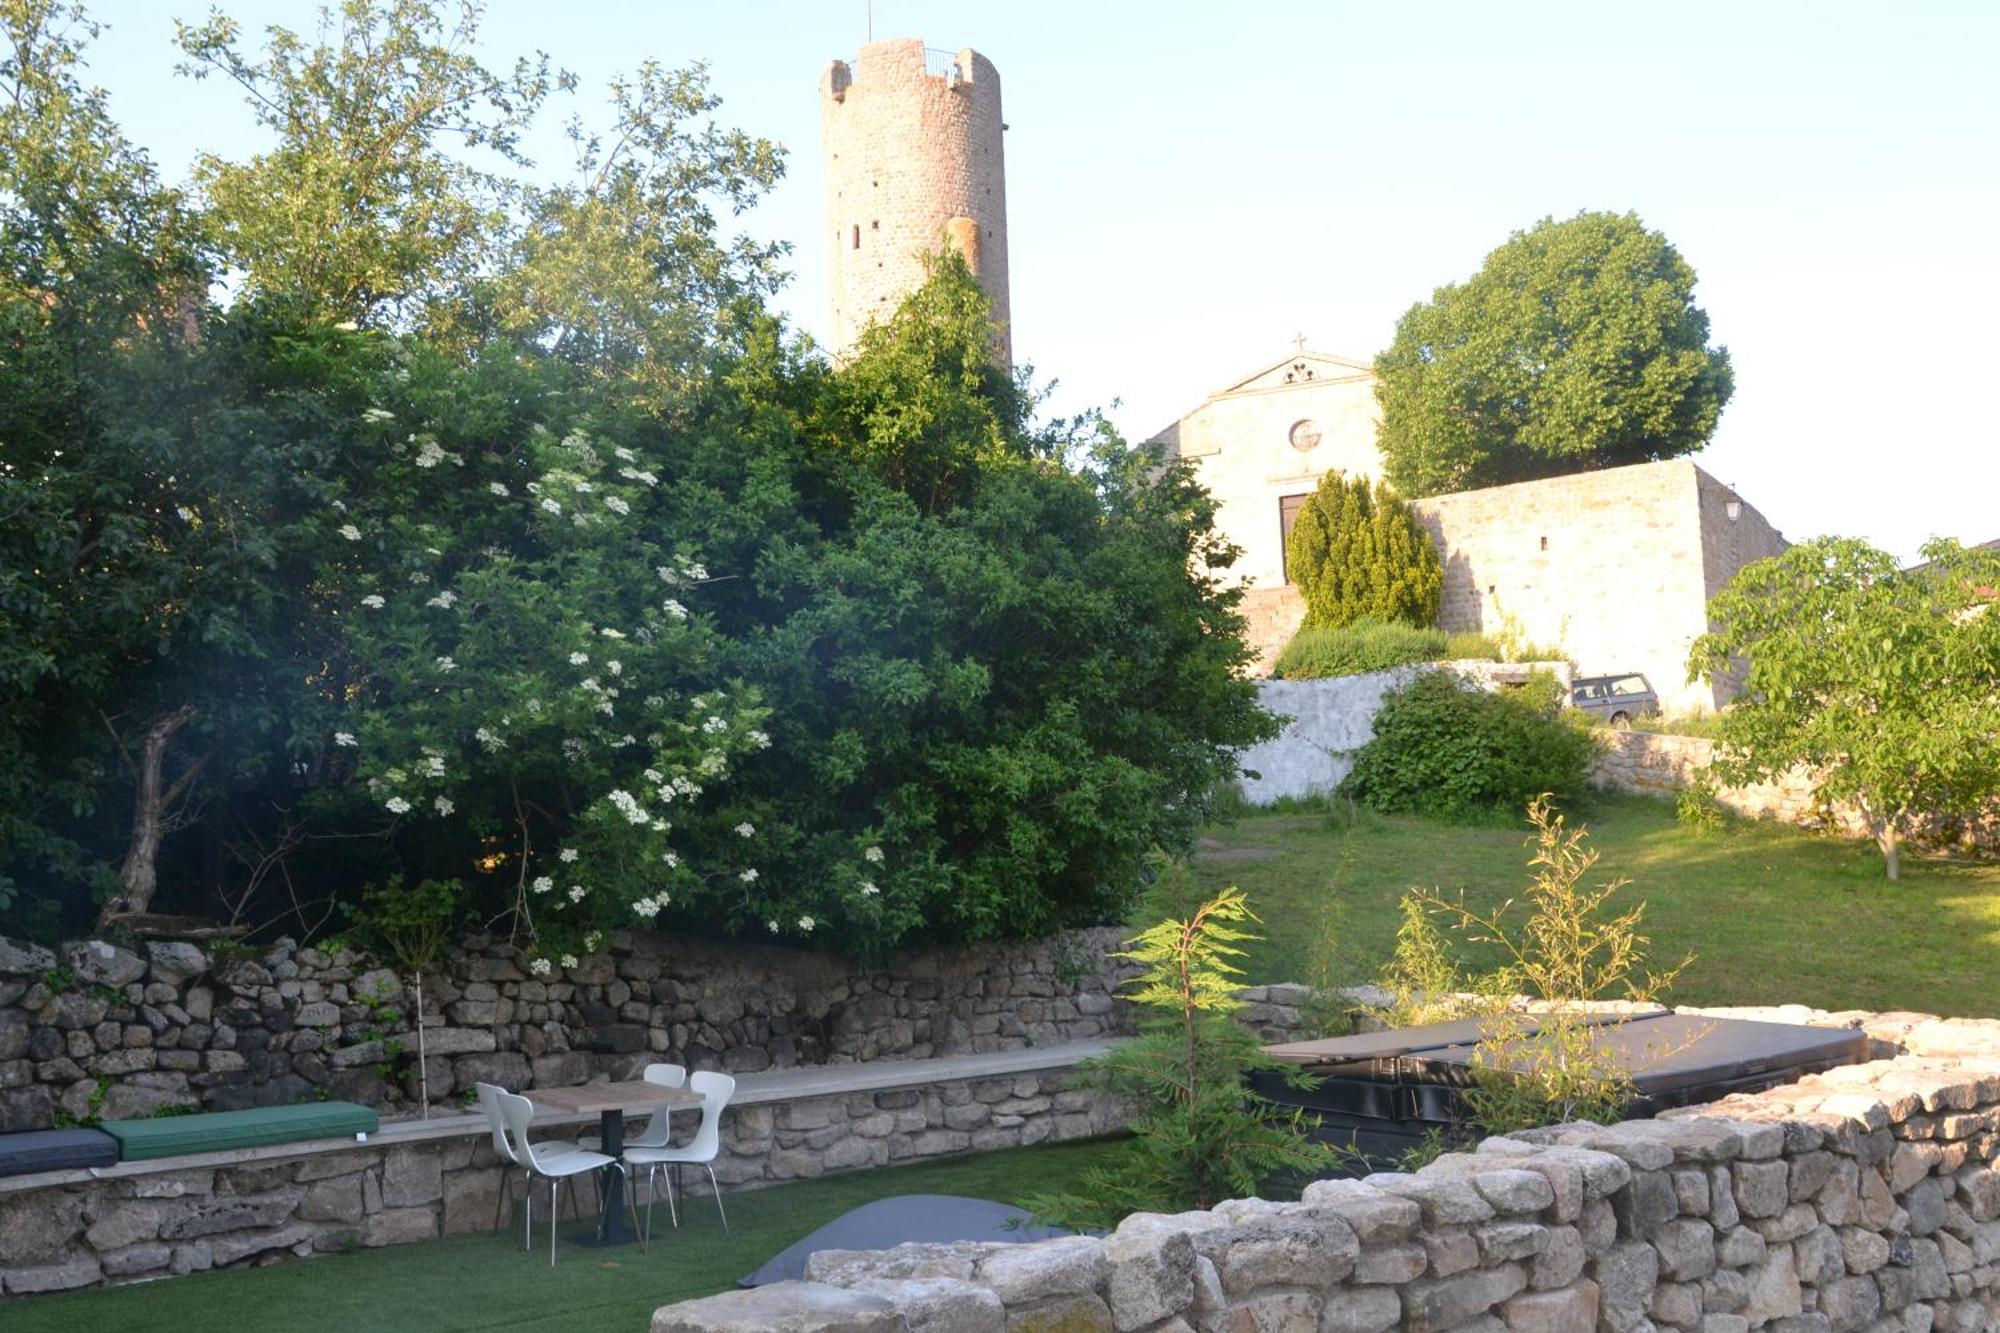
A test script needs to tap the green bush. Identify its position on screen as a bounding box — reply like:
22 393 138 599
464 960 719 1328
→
1341 672 1599 820
1274 620 1450 679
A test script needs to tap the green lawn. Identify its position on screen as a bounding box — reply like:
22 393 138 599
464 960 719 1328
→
6 1138 1127 1333
1190 794 2000 1018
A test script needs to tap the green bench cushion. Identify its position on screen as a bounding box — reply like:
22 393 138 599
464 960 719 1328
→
101 1101 380 1161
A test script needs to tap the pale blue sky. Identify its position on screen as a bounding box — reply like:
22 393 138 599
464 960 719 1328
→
82 1 2000 559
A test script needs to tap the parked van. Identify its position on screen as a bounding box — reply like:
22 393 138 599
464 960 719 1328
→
1570 673 1660 727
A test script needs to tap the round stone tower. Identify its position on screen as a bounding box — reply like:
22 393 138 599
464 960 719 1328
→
820 38 1010 368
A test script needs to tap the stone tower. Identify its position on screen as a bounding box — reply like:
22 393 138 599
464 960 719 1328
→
820 38 1011 368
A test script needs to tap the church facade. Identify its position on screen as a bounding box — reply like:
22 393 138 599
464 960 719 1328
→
1152 345 1788 714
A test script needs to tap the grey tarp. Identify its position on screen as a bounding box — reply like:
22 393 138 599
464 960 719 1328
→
740 1194 1071 1287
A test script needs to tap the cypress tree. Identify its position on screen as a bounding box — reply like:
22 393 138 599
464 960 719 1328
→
1287 471 1442 629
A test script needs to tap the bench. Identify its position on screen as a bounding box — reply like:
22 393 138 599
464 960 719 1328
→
0 1127 119 1177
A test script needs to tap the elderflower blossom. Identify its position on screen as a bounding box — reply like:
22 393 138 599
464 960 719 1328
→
632 896 663 919
606 660 622 676
859 880 879 897
360 594 385 609
739 868 759 883
560 953 578 969
414 440 448 469
435 656 456 672
734 822 755 838
540 498 562 516
620 467 659 487
385 796 411 814
474 727 505 752
529 957 552 977
362 407 396 424
334 732 357 747
559 848 579 863
423 754 446 778
572 479 594 494
583 931 602 952
662 599 689 621
338 524 362 541
797 916 815 933
767 920 779 933
614 446 637 463
532 876 554 894
661 851 680 869
488 482 510 497
600 627 625 640
434 795 455 816
702 716 726 735
426 590 457 609
747 729 771 749
607 790 648 825
569 651 589 666
864 846 885 864
604 496 630 516
562 737 588 762
567 886 585 903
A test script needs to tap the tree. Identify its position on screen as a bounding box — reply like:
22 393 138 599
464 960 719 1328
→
1374 211 1734 495
1284 469 1441 629
1690 537 2000 880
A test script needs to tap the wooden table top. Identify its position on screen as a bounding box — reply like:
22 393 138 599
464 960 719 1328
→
525 1081 703 1116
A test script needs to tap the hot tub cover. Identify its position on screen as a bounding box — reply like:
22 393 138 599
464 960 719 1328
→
740 1194 1071 1287
0 1127 119 1177
101 1100 379 1162
1255 1010 1868 1169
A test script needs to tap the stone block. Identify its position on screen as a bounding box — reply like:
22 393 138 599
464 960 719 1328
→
362 1206 437 1247
1004 1294 1113 1333
1400 1262 1527 1333
854 1277 1004 1333
651 1282 903 1333
1101 1227 1193 1331
299 1174 365 1224
974 1236 1108 1304
210 1223 316 1266
65 940 148 988
1500 1281 1597 1333
2 1253 102 1294
84 1199 164 1250
0 1187 86 1264
100 1241 174 1277
1319 1286 1400 1333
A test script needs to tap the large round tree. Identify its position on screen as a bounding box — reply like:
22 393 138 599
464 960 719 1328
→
1374 211 1735 495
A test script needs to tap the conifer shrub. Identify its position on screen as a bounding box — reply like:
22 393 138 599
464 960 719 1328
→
1285 470 1442 630
1340 671 1596 820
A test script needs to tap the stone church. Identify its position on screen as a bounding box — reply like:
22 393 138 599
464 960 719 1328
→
1150 345 1789 715
817 37 1788 716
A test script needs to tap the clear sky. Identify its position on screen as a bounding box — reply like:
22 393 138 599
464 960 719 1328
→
81 0 2000 561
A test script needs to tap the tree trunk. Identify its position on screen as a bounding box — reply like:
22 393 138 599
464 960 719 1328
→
1879 826 1900 882
102 705 200 924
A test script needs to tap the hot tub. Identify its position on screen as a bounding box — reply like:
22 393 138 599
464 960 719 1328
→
1249 1009 1868 1167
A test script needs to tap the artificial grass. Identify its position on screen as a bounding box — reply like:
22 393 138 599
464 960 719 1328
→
6 1137 1129 1333
1189 794 2000 1018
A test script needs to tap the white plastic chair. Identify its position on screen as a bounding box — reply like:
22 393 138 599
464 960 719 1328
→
578 1062 687 1153
478 1083 583 1232
489 1086 641 1264
625 1069 735 1238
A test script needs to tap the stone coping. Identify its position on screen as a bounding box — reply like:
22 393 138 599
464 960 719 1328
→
0 1039 1117 1199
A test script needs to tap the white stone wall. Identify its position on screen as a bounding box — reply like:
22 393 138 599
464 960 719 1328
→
820 39 1010 366
1237 664 1573 806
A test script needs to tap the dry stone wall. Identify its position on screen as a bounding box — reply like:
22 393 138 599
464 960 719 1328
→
652 1009 2000 1333
0 927 1138 1132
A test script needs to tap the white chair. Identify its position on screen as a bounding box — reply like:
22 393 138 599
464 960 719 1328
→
478 1083 584 1232
578 1062 687 1153
488 1085 642 1265
625 1069 735 1238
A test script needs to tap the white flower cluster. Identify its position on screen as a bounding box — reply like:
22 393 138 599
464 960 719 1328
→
362 407 396 424
607 789 650 825
604 496 630 517
339 524 362 542
474 726 505 752
414 439 455 469
734 822 755 838
529 957 552 977
631 892 668 919
360 594 385 609
426 590 457 609
334 732 357 748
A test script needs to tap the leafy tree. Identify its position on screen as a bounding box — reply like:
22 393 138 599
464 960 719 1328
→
174 0 564 325
1690 537 2000 880
1374 211 1735 495
1285 469 1441 629
1026 877 1338 1228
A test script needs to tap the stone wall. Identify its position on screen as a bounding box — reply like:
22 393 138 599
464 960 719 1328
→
1237 664 1571 806
1590 731 2000 853
651 1008 2000 1333
1415 460 1788 717
0 1055 1127 1297
0 926 1137 1133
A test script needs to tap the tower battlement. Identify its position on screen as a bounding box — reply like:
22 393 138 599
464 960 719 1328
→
820 37 1010 367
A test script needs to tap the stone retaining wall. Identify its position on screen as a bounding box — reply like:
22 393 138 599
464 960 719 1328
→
0 926 1140 1132
0 1051 1127 1298
1590 732 2000 853
652 1008 2000 1333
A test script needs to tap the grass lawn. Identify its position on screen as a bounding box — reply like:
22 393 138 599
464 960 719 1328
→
1190 794 2000 1018
5 1137 1128 1333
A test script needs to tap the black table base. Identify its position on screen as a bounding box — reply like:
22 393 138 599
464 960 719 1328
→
567 1108 638 1248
